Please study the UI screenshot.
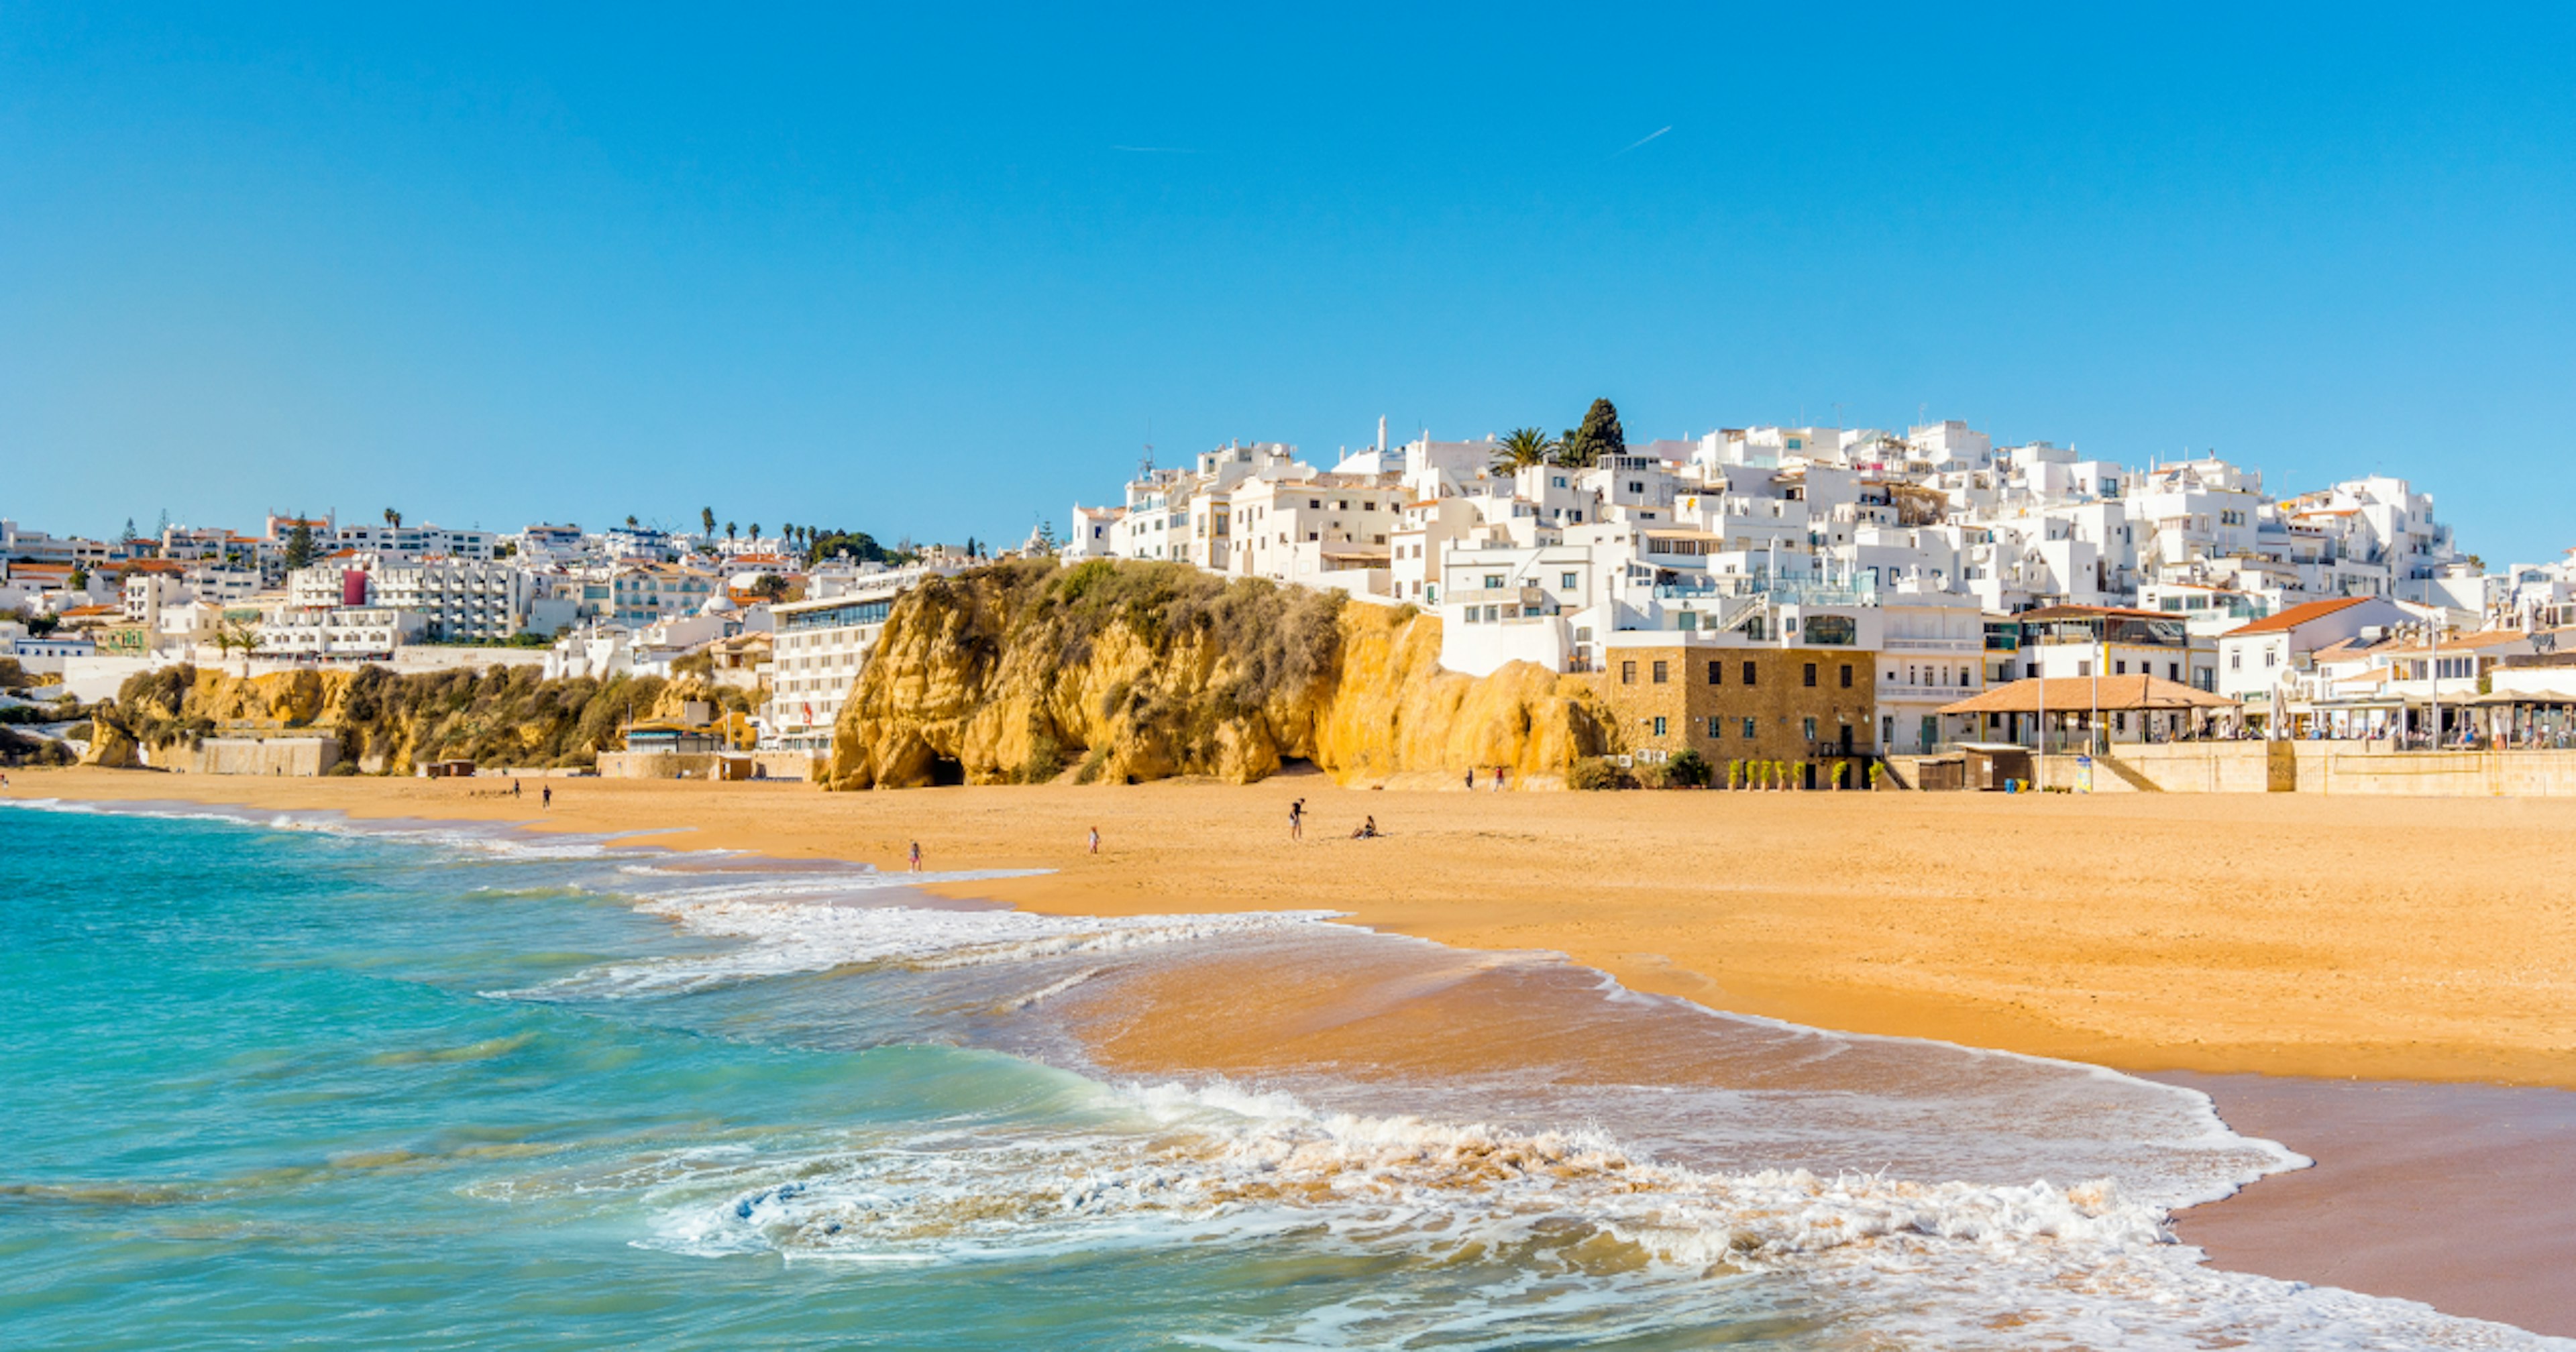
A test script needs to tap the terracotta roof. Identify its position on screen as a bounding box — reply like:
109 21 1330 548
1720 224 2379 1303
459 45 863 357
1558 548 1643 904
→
1939 675 2237 716
2222 596 2372 637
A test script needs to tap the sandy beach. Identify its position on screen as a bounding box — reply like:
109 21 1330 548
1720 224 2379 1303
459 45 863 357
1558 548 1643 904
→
10 767 2575 1333
16 767 2570 1087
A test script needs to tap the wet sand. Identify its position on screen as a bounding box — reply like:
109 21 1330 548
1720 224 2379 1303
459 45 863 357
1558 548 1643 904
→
2157 1074 2576 1337
10 767 2576 1332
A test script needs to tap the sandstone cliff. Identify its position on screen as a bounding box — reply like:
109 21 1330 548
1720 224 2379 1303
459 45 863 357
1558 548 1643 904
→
826 560 1609 789
87 663 742 774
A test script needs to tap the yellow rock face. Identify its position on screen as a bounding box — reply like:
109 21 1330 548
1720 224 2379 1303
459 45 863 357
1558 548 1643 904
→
826 565 1611 790
86 664 732 775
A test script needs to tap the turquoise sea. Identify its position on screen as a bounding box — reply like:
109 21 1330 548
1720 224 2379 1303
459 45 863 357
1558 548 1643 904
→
0 801 2554 1349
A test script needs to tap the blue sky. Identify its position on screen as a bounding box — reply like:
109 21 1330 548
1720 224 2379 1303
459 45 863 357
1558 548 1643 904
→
3 5 2570 562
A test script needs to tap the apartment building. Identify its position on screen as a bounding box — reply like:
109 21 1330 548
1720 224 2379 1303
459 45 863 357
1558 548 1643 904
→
762 562 971 753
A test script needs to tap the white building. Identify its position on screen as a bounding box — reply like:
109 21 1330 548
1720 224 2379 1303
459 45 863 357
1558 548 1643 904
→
763 561 970 752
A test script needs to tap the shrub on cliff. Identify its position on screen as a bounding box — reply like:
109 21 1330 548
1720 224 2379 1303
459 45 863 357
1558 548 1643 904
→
1568 756 1624 791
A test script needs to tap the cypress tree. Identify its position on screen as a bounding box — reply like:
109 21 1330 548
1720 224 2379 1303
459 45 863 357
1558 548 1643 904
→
1558 398 1628 469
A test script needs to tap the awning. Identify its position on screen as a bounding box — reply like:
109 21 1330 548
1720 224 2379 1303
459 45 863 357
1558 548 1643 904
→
1940 675 2238 717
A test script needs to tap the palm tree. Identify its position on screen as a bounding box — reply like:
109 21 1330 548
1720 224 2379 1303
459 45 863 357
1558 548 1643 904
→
749 522 761 542
213 619 262 677
625 514 639 529
384 507 402 528
1491 427 1558 474
701 506 716 536
726 521 737 541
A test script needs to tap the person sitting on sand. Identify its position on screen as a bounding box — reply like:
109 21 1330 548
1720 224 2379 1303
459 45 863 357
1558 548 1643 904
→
1351 815 1378 840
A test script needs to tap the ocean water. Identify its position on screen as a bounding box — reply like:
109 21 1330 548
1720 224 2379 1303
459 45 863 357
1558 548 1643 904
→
0 799 2558 1350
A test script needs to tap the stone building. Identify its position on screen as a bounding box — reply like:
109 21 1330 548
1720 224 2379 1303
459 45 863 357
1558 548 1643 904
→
1589 637 1879 788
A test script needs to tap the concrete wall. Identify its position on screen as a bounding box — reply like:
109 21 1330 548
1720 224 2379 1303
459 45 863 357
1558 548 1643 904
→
2094 741 2576 797
174 736 342 776
596 750 820 781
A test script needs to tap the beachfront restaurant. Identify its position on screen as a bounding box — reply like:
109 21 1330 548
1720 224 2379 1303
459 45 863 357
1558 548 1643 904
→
1938 674 2240 753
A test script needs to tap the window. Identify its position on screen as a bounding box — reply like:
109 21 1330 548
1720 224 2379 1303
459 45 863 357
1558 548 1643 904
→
1621 661 1637 685
1707 716 1723 738
1803 663 1818 687
1803 716 1818 741
1652 660 1668 684
1652 716 1667 738
2264 651 2277 669
1707 660 1722 685
2231 652 2242 671
2077 660 2094 677
1742 716 1758 739
1743 661 1758 685
2168 663 2180 681
1839 664 1854 689
1560 572 1578 590
2114 660 2127 675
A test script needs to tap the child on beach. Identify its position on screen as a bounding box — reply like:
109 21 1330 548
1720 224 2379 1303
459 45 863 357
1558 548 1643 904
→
1087 826 1099 854
908 841 922 872
1289 799 1304 840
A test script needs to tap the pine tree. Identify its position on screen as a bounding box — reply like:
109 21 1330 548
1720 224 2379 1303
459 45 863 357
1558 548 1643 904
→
284 520 316 571
1558 398 1628 469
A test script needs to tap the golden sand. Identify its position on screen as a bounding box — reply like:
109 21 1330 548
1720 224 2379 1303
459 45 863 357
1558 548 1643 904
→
13 767 2572 1088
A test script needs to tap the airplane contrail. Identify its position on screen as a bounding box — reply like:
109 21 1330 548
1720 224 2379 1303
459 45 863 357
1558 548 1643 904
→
1613 125 1672 157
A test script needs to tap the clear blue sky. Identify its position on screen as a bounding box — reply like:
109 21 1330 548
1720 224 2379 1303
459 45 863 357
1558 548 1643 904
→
4 5 2570 563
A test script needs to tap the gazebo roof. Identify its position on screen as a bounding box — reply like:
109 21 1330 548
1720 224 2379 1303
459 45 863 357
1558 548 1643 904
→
1939 675 2238 717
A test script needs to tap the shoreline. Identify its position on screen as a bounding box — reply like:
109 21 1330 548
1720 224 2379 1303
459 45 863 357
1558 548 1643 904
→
9 768 2574 1335
12 768 2570 1088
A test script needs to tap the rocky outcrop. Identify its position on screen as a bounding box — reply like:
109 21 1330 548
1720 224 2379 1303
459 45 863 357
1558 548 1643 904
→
826 560 1610 789
85 663 743 774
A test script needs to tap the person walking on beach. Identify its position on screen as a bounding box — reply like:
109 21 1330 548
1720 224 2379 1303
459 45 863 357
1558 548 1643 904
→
1464 767 1474 791
1493 767 1505 791
1289 798 1305 841
908 840 922 872
1087 826 1099 855
512 779 522 799
541 785 551 809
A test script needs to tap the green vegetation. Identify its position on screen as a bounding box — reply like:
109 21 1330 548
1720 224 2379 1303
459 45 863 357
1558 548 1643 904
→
1491 427 1559 473
1666 747 1711 788
282 519 317 571
1568 756 1623 791
1558 398 1627 469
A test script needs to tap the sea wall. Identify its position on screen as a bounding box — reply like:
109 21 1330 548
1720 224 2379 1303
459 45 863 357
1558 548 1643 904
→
2100 742 2576 797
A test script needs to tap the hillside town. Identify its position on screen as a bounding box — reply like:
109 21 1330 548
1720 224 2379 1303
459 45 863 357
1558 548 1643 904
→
7 403 2575 780
1062 404 2576 769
